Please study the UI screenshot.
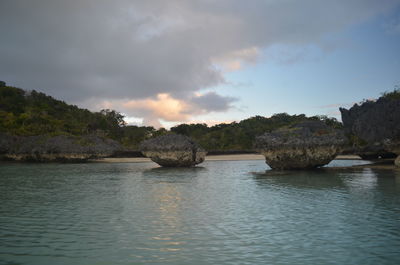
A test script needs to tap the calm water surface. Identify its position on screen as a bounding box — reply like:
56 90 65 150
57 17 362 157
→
1 160 400 265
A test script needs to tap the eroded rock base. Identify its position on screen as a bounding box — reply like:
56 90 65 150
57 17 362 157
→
1 153 107 162
261 146 339 170
142 151 206 167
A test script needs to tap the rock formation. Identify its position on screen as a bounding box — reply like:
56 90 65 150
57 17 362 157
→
140 134 206 167
395 156 400 167
340 93 400 166
0 134 122 162
254 121 346 170
383 139 400 168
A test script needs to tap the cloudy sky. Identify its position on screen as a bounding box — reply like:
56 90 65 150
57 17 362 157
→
1 0 400 127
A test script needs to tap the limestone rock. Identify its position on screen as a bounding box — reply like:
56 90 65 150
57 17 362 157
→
140 134 206 167
340 95 400 157
395 156 400 168
0 133 123 162
254 121 346 170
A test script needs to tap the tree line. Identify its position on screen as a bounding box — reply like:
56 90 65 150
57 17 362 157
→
0 81 342 151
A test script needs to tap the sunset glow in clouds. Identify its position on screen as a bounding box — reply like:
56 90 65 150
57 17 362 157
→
1 0 400 127
100 92 237 127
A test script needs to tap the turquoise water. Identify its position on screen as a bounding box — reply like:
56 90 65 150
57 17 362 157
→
1 160 400 265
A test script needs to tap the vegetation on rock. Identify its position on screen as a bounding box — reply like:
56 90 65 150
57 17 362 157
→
381 86 400 100
171 114 342 152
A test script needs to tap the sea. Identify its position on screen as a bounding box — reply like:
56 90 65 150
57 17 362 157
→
1 159 400 265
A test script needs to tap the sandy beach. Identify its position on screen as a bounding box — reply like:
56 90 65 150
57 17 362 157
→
90 154 263 163
91 154 362 163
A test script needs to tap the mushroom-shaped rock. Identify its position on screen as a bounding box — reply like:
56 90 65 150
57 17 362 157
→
140 134 207 167
383 140 400 168
255 121 346 170
395 156 400 167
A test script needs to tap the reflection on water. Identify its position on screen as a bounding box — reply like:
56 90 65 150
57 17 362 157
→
142 167 206 183
252 168 347 189
150 183 185 254
1 160 400 265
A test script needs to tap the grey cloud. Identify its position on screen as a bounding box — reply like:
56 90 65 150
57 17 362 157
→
190 92 237 113
0 0 398 107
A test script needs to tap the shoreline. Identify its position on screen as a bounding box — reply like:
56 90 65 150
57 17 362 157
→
1 154 397 170
91 154 363 163
90 154 399 170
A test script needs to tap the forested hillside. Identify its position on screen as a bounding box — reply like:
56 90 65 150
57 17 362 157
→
0 81 342 151
171 114 342 151
0 82 123 136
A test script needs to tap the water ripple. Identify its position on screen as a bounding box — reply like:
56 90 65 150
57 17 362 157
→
1 160 400 265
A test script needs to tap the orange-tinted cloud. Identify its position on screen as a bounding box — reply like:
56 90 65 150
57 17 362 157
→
98 92 237 127
122 93 193 121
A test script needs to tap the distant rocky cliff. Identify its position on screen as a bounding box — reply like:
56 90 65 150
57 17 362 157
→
0 134 123 162
340 92 400 162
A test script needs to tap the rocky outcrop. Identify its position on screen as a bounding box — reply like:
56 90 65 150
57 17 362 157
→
0 133 123 162
340 95 400 159
384 139 400 168
140 134 206 167
395 156 400 168
254 121 346 170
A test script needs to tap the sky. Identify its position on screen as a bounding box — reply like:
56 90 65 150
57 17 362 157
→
1 0 400 128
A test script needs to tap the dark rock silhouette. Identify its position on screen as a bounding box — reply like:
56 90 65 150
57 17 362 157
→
340 95 400 165
255 121 346 170
140 134 206 167
358 152 397 160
